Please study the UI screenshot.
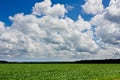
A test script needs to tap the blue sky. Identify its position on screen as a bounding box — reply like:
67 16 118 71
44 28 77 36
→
0 0 120 61
0 0 110 26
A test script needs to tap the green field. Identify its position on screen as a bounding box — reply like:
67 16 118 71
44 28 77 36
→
0 64 120 80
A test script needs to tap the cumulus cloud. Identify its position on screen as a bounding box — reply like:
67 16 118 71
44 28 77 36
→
105 0 120 23
0 22 5 34
90 0 120 59
82 0 104 15
91 0 120 45
32 0 67 18
1 0 120 61
0 0 99 61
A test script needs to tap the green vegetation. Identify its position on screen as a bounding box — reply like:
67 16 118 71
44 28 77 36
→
0 64 120 80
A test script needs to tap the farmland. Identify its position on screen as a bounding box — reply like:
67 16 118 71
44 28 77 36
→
0 64 120 80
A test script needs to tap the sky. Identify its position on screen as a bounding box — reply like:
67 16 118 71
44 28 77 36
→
0 0 120 61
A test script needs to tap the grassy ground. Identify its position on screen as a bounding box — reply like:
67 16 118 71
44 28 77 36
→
0 64 120 80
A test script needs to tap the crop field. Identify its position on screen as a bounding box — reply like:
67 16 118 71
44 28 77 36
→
0 64 120 80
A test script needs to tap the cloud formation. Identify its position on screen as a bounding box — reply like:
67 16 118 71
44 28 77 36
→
0 22 5 33
90 0 120 59
0 0 120 61
82 0 104 15
32 0 67 18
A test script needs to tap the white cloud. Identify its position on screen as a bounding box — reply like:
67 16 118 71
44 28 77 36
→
90 0 120 59
105 0 120 23
90 0 120 45
82 0 104 15
65 4 74 10
0 10 98 60
1 0 120 61
0 22 5 34
32 0 67 18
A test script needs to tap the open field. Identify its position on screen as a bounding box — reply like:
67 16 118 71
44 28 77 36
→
0 64 120 80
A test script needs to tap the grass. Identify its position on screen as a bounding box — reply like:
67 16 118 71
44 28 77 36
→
0 64 120 80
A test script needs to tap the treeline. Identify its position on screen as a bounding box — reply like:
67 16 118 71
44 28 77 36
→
0 59 120 64
75 59 120 64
